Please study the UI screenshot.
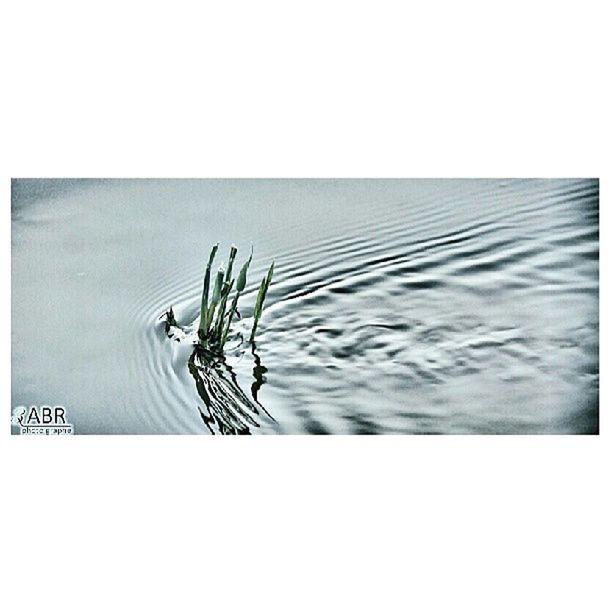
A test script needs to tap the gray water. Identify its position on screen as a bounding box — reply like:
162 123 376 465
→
11 179 599 434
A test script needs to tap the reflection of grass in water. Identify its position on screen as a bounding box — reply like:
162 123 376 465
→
188 344 274 435
162 243 276 434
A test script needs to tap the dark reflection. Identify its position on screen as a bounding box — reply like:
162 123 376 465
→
250 343 268 405
187 344 274 435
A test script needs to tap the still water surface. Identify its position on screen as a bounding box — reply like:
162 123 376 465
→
12 179 598 433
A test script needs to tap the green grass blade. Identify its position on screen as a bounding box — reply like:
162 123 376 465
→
253 277 267 320
265 261 274 290
250 261 274 343
225 245 238 284
199 243 219 333
203 264 225 339
236 247 253 293
211 265 224 305
214 279 234 341
222 291 240 345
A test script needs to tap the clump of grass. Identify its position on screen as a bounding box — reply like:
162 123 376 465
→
197 243 274 352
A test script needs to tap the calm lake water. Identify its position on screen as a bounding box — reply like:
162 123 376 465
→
11 179 599 434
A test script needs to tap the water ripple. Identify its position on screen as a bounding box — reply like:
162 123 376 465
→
122 179 599 433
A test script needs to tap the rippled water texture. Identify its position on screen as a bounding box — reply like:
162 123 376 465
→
12 179 599 434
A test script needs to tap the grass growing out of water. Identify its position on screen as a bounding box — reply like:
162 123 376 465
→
197 243 274 352
250 259 274 343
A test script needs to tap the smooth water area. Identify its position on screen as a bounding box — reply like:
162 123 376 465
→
12 179 598 434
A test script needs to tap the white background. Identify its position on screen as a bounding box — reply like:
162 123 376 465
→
1 1 609 611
